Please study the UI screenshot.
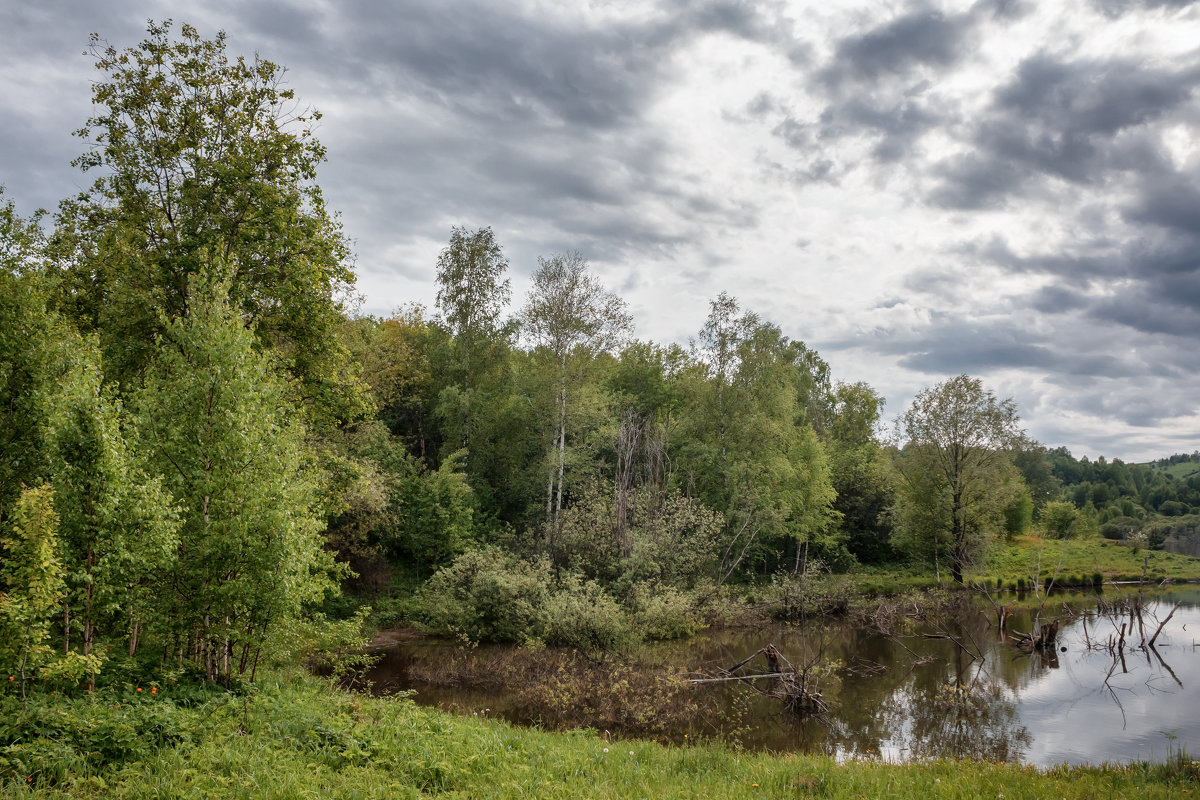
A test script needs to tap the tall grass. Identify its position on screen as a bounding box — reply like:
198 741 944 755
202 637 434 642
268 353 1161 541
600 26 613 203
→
3 671 1194 798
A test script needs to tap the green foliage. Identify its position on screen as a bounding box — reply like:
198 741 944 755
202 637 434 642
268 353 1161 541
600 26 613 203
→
681 299 840 581
626 583 701 641
0 263 83 519
0 486 65 689
45 341 179 679
543 574 637 656
759 570 853 622
828 382 895 563
52 20 368 424
413 546 551 644
1041 500 1078 539
393 451 476 573
1002 487 1034 540
130 271 336 681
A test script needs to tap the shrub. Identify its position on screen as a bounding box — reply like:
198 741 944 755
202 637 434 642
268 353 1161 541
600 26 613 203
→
626 583 701 641
543 574 637 656
413 546 551 644
761 570 852 622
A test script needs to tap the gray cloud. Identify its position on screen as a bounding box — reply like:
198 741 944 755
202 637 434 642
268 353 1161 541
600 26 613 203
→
929 54 1200 209
3 0 1200 460
817 9 976 90
1090 0 1198 18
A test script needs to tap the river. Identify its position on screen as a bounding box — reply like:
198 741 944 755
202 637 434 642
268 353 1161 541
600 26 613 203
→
365 586 1200 766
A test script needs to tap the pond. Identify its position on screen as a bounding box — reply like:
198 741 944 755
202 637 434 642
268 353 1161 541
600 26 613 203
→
365 586 1200 767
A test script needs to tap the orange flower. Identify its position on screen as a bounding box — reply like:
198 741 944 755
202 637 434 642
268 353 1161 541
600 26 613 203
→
136 687 142 693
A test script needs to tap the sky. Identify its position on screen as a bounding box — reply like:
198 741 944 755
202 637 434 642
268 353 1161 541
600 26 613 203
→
2 0 1199 462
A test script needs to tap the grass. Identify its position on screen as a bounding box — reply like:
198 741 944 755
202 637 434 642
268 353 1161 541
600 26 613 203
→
1147 459 1200 482
3 671 1196 799
971 536 1200 588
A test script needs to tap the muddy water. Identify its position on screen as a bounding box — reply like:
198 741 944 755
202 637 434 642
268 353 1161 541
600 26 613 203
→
365 588 1200 766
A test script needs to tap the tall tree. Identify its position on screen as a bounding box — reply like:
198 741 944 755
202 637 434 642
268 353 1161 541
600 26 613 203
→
893 375 1024 583
131 268 336 682
51 21 367 424
827 382 895 564
435 227 512 449
682 308 840 580
693 292 753 483
520 252 632 532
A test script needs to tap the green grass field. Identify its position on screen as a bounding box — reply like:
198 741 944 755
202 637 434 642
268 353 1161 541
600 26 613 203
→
847 537 1200 596
3 672 1196 799
971 536 1200 588
1146 459 1200 481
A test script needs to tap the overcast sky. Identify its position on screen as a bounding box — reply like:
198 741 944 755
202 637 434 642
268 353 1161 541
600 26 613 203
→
3 0 1199 462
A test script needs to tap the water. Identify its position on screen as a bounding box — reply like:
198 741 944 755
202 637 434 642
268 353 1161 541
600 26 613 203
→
365 587 1200 766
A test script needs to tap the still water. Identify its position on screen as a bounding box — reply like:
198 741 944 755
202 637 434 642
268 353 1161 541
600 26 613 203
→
366 588 1200 766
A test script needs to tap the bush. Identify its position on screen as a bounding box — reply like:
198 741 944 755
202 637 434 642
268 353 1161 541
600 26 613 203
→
760 570 852 622
626 583 701 641
543 574 637 656
413 546 551 644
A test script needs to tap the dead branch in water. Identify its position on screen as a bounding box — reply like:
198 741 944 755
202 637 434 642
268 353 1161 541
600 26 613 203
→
693 643 832 719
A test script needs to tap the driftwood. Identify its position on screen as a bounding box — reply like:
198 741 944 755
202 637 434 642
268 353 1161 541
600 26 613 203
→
690 643 829 717
688 672 790 684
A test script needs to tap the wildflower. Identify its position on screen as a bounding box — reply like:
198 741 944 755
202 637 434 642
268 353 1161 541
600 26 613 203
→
152 687 158 695
752 783 758 787
602 748 609 753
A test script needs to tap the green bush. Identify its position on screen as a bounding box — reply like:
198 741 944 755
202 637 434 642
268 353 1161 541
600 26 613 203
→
543 574 637 655
760 571 852 622
413 546 551 644
627 583 701 641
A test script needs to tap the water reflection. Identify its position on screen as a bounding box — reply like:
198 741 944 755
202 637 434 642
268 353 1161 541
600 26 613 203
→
366 587 1200 766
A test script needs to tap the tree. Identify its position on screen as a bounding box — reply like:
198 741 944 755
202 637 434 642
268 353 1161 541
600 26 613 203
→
0 486 64 696
435 226 512 451
1040 501 1078 540
893 375 1024 583
520 252 632 531
51 21 367 424
46 349 178 681
681 308 840 580
130 269 336 681
827 382 895 563
692 292 754 482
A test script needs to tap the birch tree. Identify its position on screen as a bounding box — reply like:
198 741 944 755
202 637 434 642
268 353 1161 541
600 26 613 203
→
520 252 631 533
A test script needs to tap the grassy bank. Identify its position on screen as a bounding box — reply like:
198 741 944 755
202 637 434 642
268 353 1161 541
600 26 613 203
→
971 536 1200 587
849 538 1200 596
3 672 1195 799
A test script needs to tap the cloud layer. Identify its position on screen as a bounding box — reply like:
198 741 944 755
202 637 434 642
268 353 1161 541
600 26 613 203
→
2 0 1199 460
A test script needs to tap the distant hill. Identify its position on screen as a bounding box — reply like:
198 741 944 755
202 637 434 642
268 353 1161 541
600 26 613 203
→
1144 452 1200 482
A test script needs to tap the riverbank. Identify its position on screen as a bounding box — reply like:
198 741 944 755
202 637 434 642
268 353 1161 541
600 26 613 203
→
3 672 1195 798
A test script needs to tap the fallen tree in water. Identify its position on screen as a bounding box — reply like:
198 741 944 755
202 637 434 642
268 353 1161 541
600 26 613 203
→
689 643 832 718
